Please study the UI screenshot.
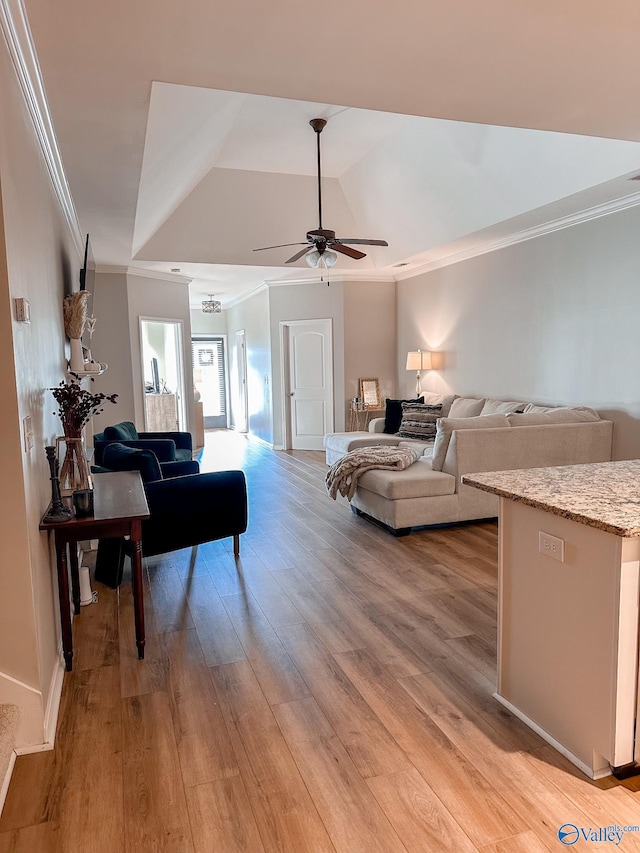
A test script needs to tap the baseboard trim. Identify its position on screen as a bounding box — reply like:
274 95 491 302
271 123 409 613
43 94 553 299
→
41 656 64 752
0 748 16 815
249 434 275 450
493 692 611 780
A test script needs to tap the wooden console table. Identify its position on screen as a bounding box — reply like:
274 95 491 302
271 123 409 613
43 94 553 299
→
40 471 150 672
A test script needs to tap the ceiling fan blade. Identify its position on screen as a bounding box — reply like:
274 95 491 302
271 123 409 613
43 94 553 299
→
285 246 313 264
253 242 307 252
332 244 366 260
333 238 389 246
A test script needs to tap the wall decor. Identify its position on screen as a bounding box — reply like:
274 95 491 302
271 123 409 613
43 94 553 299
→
359 378 382 410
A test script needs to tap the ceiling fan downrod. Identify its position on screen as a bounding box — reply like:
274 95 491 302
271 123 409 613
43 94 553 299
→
310 118 327 231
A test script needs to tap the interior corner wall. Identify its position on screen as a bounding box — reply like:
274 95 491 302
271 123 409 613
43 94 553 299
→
226 288 273 444
343 280 397 424
0 27 82 743
397 205 640 459
269 280 346 449
91 272 135 432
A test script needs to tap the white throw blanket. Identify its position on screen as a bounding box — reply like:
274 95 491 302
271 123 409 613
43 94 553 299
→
326 445 420 501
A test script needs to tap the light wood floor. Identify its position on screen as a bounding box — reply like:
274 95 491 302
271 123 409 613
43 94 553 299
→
3 431 640 852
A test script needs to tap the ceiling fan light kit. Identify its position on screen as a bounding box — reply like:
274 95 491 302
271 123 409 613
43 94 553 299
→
253 117 388 268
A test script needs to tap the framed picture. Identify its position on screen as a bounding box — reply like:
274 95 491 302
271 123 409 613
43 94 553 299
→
359 378 381 410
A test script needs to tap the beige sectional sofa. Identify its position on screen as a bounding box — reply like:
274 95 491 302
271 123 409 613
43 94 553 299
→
324 393 613 535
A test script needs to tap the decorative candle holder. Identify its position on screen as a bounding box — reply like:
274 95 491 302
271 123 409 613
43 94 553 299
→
43 445 72 523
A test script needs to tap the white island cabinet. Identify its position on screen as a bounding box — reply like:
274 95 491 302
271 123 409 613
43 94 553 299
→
463 460 640 780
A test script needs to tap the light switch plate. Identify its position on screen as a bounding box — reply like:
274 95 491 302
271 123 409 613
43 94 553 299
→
23 415 34 452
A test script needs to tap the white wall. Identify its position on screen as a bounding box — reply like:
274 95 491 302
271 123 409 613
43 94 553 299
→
190 307 227 335
226 287 273 443
397 206 640 460
0 31 82 746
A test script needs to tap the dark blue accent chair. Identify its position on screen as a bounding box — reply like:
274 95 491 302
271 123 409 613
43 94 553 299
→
94 443 247 588
93 420 193 466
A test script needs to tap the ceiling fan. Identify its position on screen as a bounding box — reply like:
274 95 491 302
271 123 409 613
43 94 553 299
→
253 118 388 267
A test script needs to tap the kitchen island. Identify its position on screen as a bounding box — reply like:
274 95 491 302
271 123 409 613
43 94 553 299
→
462 460 640 779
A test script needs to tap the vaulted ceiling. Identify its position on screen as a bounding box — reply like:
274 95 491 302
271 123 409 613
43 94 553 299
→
22 0 640 305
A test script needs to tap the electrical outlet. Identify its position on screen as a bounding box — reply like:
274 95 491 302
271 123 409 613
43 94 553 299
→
539 531 565 562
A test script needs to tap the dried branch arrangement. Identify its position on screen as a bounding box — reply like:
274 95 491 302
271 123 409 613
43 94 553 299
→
63 291 91 339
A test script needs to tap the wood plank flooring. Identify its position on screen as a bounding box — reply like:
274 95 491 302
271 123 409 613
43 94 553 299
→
3 430 640 851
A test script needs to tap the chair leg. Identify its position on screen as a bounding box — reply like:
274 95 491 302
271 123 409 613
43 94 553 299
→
233 534 240 557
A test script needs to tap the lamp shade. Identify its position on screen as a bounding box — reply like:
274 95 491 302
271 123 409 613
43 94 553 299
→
406 350 432 371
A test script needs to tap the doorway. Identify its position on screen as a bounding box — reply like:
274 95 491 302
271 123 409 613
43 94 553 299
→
140 318 186 431
281 319 334 450
192 336 228 429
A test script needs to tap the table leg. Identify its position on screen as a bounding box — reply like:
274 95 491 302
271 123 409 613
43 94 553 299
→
55 538 73 671
68 541 81 615
130 523 145 660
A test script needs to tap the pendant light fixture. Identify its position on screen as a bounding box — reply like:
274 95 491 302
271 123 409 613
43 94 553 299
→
201 294 222 314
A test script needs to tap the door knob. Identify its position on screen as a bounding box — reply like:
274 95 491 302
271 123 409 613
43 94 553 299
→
288 392 294 397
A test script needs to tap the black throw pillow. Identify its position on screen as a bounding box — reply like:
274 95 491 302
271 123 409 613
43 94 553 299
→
383 397 424 434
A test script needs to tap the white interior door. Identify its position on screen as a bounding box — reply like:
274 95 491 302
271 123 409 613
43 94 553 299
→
286 319 334 450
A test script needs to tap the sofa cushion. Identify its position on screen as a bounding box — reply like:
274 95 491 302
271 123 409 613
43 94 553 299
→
104 421 138 441
448 397 485 418
102 442 163 483
432 413 510 471
481 398 525 415
421 392 458 417
383 397 423 434
358 457 456 500
396 403 442 440
324 432 401 455
507 407 601 426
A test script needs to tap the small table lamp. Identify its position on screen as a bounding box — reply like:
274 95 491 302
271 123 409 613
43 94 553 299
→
406 350 432 396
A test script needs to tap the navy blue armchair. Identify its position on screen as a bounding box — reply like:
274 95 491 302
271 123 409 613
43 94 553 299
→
93 420 193 466
94 443 247 588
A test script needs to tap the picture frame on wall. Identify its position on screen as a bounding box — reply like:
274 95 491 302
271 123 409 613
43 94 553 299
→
359 378 382 410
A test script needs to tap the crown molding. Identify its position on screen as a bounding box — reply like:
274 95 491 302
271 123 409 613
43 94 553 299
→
96 265 193 285
392 190 640 281
0 0 84 257
224 281 269 309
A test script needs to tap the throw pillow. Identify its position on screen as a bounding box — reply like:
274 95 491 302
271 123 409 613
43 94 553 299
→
481 399 525 415
421 392 458 417
396 403 442 441
506 407 600 426
447 397 486 418
383 397 424 434
102 442 163 483
431 413 510 471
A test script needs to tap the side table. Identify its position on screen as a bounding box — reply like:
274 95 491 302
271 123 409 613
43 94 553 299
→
40 470 150 671
349 401 371 431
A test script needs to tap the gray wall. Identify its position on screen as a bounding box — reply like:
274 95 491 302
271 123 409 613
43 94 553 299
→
397 206 640 460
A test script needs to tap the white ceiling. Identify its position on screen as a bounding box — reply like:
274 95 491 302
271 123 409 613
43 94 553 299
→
22 0 640 307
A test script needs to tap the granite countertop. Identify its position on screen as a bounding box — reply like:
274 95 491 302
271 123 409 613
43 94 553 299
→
462 460 640 537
